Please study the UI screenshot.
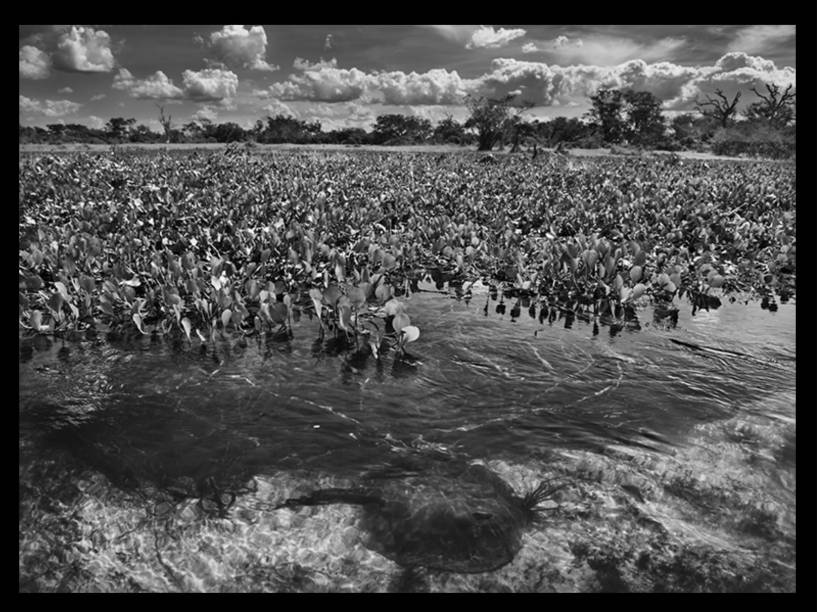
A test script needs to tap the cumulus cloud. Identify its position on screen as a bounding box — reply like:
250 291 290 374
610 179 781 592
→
112 67 238 102
673 51 796 109
19 45 51 79
268 65 369 102
367 69 469 105
472 52 796 112
52 26 115 72
466 25 527 49
181 68 239 101
262 99 296 117
728 25 795 55
19 95 82 117
113 68 184 99
265 62 469 105
205 25 278 72
548 35 683 66
293 57 338 71
90 93 106 101
86 115 106 129
259 52 795 117
521 42 538 54
192 105 219 123
58 86 74 94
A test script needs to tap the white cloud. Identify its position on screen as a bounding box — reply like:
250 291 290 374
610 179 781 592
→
521 42 538 54
52 26 115 73
86 115 106 129
181 68 239 101
206 25 278 72
367 68 469 105
547 35 684 66
728 25 795 55
58 86 74 94
466 26 526 50
112 67 239 102
113 68 184 99
19 95 82 117
90 93 106 101
472 53 796 112
293 57 338 71
324 34 333 51
424 25 477 44
192 105 219 123
262 99 296 117
266 62 469 105
268 65 369 102
19 45 51 79
259 51 796 118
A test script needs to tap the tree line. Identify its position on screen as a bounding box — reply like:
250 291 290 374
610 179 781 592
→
19 82 794 158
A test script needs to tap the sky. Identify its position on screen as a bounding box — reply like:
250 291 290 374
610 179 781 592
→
19 25 797 132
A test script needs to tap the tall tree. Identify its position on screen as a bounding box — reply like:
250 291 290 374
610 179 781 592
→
622 90 666 145
371 114 432 145
156 104 173 143
464 94 521 151
431 115 468 145
695 89 741 128
745 83 796 128
104 117 136 141
587 89 627 144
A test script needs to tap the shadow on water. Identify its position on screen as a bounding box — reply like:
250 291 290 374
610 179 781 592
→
18 288 796 591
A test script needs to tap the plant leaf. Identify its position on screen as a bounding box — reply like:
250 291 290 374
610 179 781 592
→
392 312 410 333
181 317 192 341
401 325 420 343
133 313 147 334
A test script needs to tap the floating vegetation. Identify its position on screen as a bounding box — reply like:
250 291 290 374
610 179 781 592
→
19 150 795 350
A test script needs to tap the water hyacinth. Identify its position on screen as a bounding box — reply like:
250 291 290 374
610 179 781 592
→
18 149 794 343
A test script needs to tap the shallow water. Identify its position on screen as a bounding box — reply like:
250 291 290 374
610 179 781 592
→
19 287 796 592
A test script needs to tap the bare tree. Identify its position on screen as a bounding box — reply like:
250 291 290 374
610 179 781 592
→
746 83 796 128
695 89 741 128
156 103 173 143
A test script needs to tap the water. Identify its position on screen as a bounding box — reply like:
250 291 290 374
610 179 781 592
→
19 286 796 592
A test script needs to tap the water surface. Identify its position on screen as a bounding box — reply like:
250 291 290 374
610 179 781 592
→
19 287 796 592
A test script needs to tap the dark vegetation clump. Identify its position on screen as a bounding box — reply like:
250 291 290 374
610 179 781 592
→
18 150 795 343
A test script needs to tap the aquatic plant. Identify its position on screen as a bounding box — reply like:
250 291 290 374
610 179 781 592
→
19 150 794 343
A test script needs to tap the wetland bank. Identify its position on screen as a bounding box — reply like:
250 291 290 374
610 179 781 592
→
19 148 795 591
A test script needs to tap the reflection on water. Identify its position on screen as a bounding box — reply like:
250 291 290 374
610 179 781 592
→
19 288 795 591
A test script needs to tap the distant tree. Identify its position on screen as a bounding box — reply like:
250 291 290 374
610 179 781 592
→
745 83 796 128
371 114 432 145
431 115 468 145
534 116 591 146
695 89 741 129
210 122 246 143
156 104 173 143
464 94 521 151
587 89 667 146
181 120 205 142
622 90 666 145
326 127 370 145
129 124 160 143
105 117 137 141
258 115 322 143
587 89 627 144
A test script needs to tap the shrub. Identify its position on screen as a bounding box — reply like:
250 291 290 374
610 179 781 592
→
711 123 795 159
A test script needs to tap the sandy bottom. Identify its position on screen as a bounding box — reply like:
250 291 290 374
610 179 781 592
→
19 399 795 593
